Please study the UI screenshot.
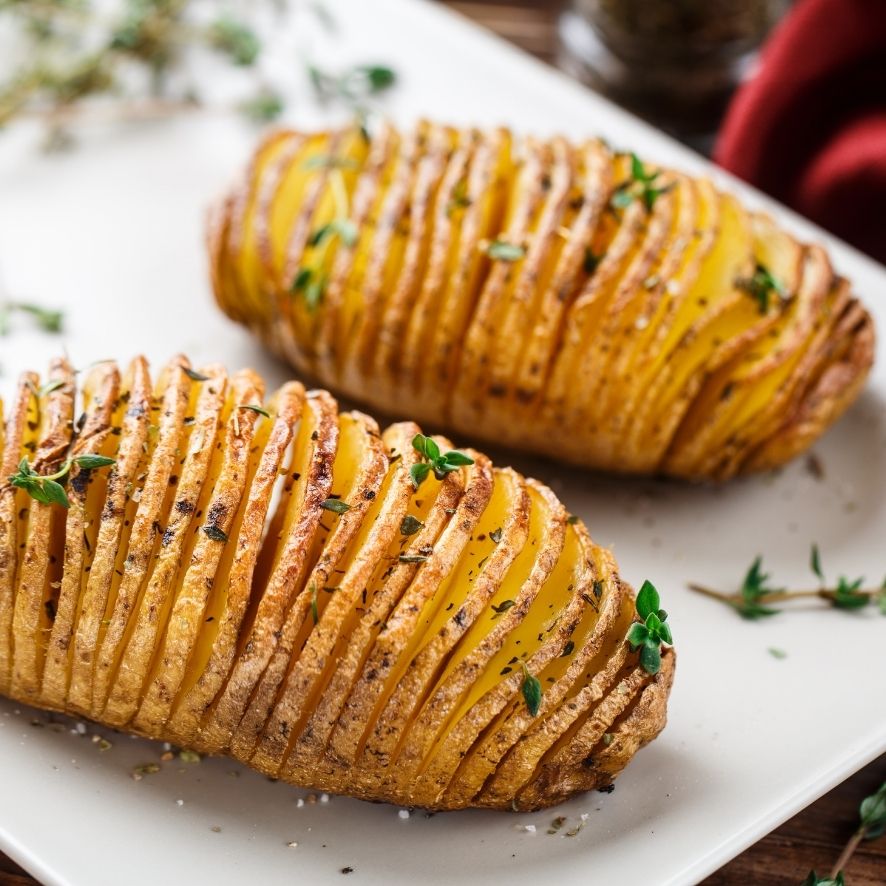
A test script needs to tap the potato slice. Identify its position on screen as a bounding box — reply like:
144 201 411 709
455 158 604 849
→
325 451 494 784
0 371 38 694
133 369 265 736
90 357 193 714
101 364 229 726
282 435 461 788
11 358 77 700
314 122 398 383
359 466 530 795
440 524 621 807
166 381 305 744
369 123 456 405
451 137 550 433
196 389 340 753
42 358 150 709
400 479 564 806
510 139 612 410
339 122 430 396
255 421 416 776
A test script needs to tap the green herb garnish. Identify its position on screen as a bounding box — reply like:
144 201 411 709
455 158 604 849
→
38 379 66 397
0 3 281 140
803 781 886 885
238 88 284 123
520 662 542 717
626 580 672 675
203 525 228 543
310 582 319 624
489 527 503 544
400 515 423 536
584 249 603 275
307 63 397 108
302 154 359 171
801 873 844 886
239 404 271 418
208 17 260 66
447 179 471 215
736 263 788 313
610 154 672 212
491 599 515 616
484 240 526 262
690 546 886 618
409 434 473 489
0 302 63 335
10 453 115 508
291 267 328 312
183 367 210 382
321 498 350 514
309 218 358 249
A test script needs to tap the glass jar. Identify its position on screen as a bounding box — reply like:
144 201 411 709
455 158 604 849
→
558 0 791 148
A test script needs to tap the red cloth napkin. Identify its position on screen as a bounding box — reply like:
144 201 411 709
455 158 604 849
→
715 0 886 264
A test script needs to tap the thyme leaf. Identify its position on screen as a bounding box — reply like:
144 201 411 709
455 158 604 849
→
520 662 542 717
409 433 473 489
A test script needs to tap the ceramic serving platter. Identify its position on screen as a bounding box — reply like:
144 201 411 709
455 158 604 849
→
0 1 884 883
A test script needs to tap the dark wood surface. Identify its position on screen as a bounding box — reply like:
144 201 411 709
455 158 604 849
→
1 2 884 884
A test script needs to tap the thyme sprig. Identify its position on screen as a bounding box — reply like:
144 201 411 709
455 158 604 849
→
10 453 115 508
291 155 357 311
409 434 473 489
689 546 886 620
611 154 672 212
520 662 542 717
483 239 526 262
307 63 396 108
0 0 276 141
0 301 64 335
803 780 886 885
626 580 672 675
736 262 789 313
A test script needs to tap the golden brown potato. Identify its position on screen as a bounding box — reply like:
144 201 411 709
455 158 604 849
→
209 121 875 481
0 355 673 811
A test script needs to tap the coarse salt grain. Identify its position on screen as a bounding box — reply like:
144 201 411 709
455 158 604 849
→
296 798 304 808
397 809 410 819
320 793 330 804
75 722 86 735
176 799 184 806
286 842 299 848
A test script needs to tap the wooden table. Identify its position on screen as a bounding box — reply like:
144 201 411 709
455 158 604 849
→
1 2 884 885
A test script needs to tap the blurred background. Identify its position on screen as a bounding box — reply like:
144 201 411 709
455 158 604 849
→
1 0 883 261
447 0 886 265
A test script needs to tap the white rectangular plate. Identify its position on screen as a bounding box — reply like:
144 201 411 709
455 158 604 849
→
0 1 884 884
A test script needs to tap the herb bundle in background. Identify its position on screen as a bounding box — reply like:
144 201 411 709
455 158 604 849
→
0 0 397 146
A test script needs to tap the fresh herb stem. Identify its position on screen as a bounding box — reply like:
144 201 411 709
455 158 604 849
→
803 780 886 883
690 546 886 619
829 829 865 880
687 583 883 605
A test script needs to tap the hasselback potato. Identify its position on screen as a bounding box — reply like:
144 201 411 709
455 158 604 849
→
0 355 673 811
209 121 875 481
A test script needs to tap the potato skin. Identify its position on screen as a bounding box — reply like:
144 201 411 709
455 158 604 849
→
0 356 673 812
209 123 875 482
